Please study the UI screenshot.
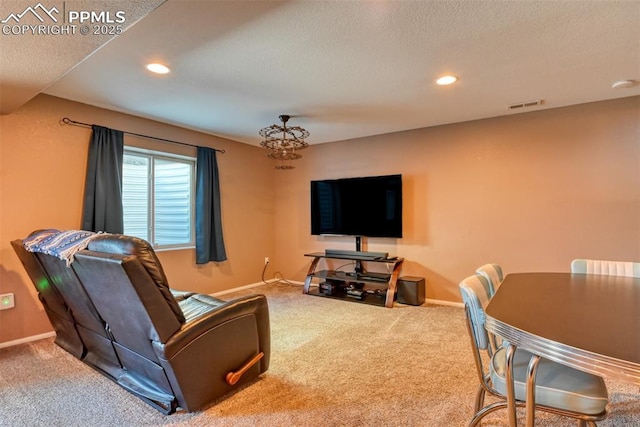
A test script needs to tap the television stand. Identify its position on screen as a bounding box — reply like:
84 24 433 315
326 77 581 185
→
303 252 404 308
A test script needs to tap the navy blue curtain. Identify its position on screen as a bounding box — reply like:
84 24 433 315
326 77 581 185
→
195 147 227 263
81 125 124 233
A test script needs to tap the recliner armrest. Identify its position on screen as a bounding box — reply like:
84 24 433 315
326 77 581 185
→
158 294 270 359
178 294 226 322
152 293 270 412
170 289 196 302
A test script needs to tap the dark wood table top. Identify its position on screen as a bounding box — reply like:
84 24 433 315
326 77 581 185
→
485 272 640 384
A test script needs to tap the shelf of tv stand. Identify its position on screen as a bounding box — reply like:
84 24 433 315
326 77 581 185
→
311 269 390 283
306 286 391 307
303 253 404 308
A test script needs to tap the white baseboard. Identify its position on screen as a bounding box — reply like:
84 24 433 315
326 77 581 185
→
1 283 459 349
0 331 55 349
213 280 462 308
425 298 464 308
210 279 295 297
0 282 273 349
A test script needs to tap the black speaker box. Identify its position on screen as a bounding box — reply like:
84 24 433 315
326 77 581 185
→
396 276 425 306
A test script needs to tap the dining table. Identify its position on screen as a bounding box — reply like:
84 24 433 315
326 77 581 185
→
485 272 640 427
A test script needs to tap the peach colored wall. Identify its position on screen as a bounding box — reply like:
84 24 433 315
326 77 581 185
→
0 94 275 344
2 95 638 344
273 97 640 302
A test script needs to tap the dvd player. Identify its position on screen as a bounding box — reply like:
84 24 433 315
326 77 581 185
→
358 272 391 282
346 288 366 300
325 249 388 260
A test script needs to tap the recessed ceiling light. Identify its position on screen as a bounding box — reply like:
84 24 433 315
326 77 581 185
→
436 75 458 86
146 63 170 74
611 79 636 89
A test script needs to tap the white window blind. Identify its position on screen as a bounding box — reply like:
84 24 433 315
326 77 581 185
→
122 149 195 249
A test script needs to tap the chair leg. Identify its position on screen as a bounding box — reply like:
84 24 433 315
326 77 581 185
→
474 385 486 413
525 354 541 427
469 401 509 427
505 344 519 427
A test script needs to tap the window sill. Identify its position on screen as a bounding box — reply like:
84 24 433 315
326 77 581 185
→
154 245 195 253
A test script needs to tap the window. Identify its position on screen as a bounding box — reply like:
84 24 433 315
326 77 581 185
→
122 148 195 249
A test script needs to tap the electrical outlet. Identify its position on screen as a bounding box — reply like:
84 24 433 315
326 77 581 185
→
264 257 270 265
0 293 15 310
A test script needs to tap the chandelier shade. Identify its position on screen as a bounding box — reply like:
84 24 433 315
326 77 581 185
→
259 115 309 169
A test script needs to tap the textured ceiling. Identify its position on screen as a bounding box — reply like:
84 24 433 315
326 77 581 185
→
0 0 166 114
2 0 639 145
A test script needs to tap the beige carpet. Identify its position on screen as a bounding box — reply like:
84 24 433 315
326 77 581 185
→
0 283 638 426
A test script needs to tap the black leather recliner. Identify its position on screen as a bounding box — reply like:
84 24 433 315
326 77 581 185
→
11 231 270 414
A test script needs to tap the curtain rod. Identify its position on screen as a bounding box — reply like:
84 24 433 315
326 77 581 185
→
61 117 225 153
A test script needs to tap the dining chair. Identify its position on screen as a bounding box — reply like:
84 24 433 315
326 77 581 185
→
571 259 640 277
475 263 504 296
459 274 608 427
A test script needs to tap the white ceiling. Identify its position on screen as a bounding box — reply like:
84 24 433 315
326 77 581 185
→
0 0 166 114
2 0 639 146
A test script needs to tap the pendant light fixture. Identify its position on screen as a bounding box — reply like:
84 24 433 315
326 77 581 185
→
259 115 309 169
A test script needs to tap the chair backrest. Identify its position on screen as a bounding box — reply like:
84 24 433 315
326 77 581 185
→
11 239 72 323
475 263 504 296
12 231 110 337
72 234 185 362
459 274 492 350
571 259 640 278
11 240 86 358
17 231 185 368
85 234 185 322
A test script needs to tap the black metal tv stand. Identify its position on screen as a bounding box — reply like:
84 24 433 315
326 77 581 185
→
303 252 404 308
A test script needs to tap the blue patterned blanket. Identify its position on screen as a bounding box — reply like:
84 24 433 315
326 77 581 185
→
23 229 102 266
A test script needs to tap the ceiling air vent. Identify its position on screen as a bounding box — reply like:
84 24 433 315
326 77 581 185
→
508 99 543 110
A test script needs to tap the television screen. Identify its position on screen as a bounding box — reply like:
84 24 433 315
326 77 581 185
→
310 174 402 238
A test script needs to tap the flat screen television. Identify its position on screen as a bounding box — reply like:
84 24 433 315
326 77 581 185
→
310 174 402 238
